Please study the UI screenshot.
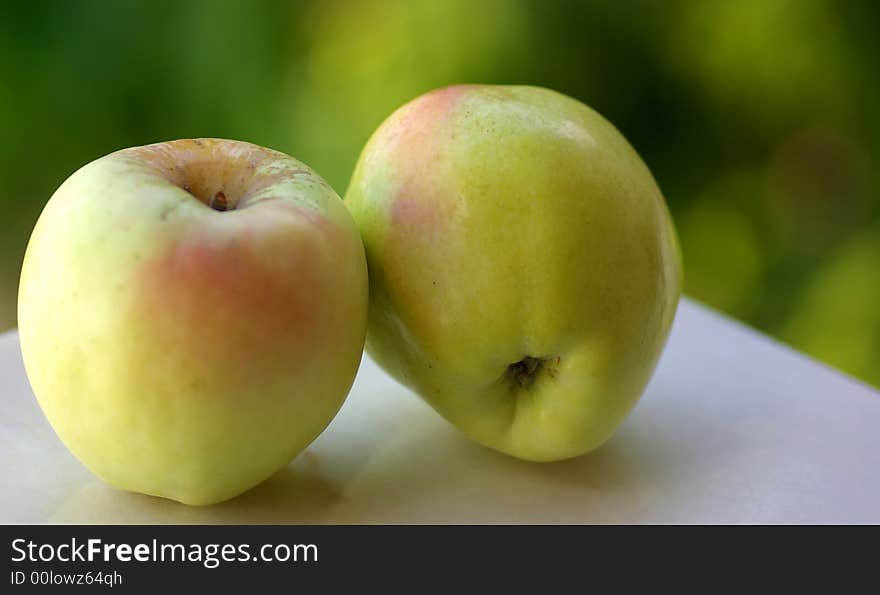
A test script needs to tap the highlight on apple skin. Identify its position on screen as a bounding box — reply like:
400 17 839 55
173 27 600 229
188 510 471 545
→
18 139 369 505
345 85 682 462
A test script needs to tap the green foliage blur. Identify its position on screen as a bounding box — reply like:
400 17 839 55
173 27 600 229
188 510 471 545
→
1 0 878 385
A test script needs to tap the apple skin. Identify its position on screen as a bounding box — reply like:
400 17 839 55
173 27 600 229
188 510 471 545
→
18 139 368 505
345 85 682 461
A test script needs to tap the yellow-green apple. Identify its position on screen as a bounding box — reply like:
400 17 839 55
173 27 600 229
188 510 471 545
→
18 139 368 505
345 85 681 461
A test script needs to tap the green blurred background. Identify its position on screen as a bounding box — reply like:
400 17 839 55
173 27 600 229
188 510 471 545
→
1 0 878 385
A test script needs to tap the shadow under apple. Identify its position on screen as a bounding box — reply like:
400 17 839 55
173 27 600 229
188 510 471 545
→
48 450 343 524
324 393 723 523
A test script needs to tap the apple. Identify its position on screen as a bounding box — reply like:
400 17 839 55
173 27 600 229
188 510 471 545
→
18 139 368 505
345 85 681 461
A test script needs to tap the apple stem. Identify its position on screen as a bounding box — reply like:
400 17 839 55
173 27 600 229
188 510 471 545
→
210 191 229 211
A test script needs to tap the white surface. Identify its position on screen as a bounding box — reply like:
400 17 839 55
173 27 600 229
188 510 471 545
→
1 298 878 524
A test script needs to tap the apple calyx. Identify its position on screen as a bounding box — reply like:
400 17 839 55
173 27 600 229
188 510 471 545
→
507 356 559 390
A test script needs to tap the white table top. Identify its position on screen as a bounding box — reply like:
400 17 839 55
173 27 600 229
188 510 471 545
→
1 297 878 524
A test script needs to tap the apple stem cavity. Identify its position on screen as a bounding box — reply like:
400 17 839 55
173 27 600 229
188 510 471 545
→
209 191 229 212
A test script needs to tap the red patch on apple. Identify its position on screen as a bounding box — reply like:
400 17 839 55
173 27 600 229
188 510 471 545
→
383 84 473 151
135 227 329 386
